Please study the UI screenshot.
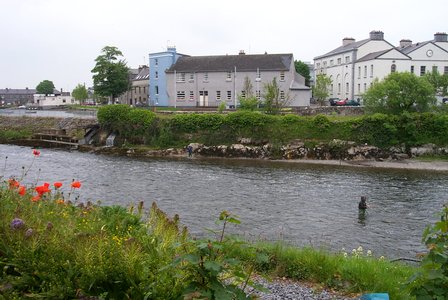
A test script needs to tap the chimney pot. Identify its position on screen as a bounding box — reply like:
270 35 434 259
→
239 50 245 55
399 39 412 48
342 37 356 46
434 32 448 42
369 30 384 40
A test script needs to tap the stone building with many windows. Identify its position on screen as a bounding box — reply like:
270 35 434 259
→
117 65 149 106
314 31 448 101
164 52 311 107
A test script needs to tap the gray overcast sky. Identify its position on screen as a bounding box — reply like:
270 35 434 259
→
1 0 446 92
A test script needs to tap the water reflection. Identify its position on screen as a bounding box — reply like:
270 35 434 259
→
1 144 447 259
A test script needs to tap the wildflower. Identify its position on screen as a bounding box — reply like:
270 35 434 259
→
367 250 372 256
343 252 348 258
10 218 25 230
35 184 50 195
53 182 63 189
71 181 81 189
25 228 34 238
8 178 20 189
31 195 41 202
379 256 385 261
32 149 40 156
18 185 26 196
56 199 65 204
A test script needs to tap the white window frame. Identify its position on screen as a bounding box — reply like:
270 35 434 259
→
227 90 231 100
216 91 221 100
176 72 186 82
226 71 232 81
203 72 209 82
189 91 194 101
176 91 185 100
280 71 285 81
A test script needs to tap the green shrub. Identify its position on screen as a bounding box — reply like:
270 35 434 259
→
239 96 259 111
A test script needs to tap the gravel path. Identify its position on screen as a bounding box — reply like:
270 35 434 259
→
249 277 358 300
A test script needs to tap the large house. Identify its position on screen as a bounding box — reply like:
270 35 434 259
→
118 65 149 106
0 88 36 106
314 31 448 100
149 48 311 107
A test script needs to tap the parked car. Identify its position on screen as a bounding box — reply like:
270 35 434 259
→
329 98 339 106
345 99 361 106
335 99 347 106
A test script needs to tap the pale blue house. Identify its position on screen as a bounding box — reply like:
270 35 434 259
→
148 47 189 106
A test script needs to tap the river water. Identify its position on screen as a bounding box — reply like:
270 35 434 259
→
0 108 96 119
1 144 447 259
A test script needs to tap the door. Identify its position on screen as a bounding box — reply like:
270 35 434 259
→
199 91 209 106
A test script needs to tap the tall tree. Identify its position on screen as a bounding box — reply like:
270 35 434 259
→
312 74 332 106
424 70 448 96
294 60 311 87
364 72 436 114
262 77 290 114
36 80 55 95
72 84 89 105
91 46 130 103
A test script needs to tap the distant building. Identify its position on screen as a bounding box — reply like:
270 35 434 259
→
30 94 78 108
0 88 36 106
165 51 311 107
117 65 149 106
314 31 448 100
149 46 189 106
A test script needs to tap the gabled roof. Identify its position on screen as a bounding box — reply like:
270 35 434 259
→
0 88 36 94
314 39 370 59
356 48 411 62
166 53 293 73
399 40 448 55
134 66 149 80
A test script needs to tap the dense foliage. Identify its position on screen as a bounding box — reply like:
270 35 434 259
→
97 105 156 143
313 74 332 106
364 72 436 114
35 80 55 95
72 84 89 103
294 60 311 87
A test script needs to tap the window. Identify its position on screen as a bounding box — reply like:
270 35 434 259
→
364 83 367 92
364 66 367 78
370 65 373 78
155 59 158 66
338 83 341 94
189 73 194 82
345 56 350 63
62 99 66 103
176 72 186 82
323 61 327 68
316 63 321 69
358 66 361 79
358 84 361 93
143 87 146 94
391 64 397 73
280 91 285 100
155 86 159 95
411 66 414 74
432 66 438 73
226 71 232 81
444 66 448 75
256 69 261 80
337 58 342 65
203 72 209 82
330 60 334 66
346 83 349 95
241 91 246 98
216 91 221 100
280 71 285 81
155 71 158 79
189 91 194 100
256 90 261 100
227 90 231 100
139 87 141 93
420 66 426 76
176 91 185 100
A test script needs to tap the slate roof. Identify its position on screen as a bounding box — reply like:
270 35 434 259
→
314 39 370 59
134 66 149 80
166 54 293 73
0 88 36 94
399 41 431 54
356 48 411 62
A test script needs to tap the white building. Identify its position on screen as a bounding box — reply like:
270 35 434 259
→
31 94 78 108
314 31 448 101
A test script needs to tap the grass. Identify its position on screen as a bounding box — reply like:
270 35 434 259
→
0 129 32 141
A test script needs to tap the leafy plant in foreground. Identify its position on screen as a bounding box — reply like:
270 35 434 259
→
408 205 448 299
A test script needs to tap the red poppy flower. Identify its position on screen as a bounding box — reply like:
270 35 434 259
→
8 179 20 189
53 182 63 189
18 185 26 196
33 149 40 156
35 185 50 195
71 181 81 189
31 195 41 202
43 182 50 188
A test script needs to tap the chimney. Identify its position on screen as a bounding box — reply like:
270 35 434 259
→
369 30 384 40
434 32 448 42
342 37 356 46
239 50 245 55
399 39 412 48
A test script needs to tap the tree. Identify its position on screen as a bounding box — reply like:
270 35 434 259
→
72 84 88 104
262 77 290 114
424 70 448 97
91 46 130 103
242 76 254 98
36 80 55 95
363 72 436 114
294 60 311 87
312 74 332 106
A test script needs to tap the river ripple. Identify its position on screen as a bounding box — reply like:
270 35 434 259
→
1 144 447 259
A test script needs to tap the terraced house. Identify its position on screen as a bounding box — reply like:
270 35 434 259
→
150 49 311 108
314 31 448 101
